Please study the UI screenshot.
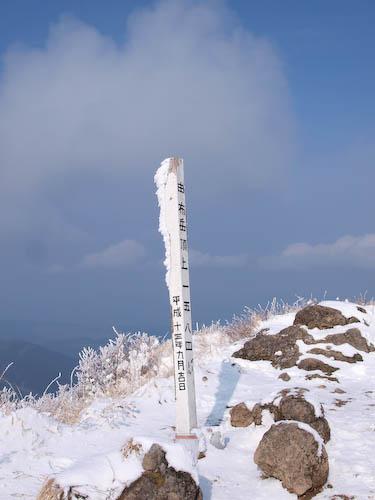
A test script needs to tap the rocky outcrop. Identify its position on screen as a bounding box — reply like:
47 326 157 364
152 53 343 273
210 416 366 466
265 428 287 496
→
307 347 363 364
232 326 312 369
229 304 375 497
324 328 375 353
298 358 339 376
118 443 202 500
294 305 359 330
254 422 329 497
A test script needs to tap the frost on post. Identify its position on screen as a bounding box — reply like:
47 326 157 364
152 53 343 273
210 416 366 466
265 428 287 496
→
155 158 198 436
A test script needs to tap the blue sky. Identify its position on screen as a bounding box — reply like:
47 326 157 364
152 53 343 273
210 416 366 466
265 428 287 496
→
0 0 374 341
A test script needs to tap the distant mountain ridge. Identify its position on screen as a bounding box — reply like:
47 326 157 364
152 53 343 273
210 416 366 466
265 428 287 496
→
0 319 166 357
0 339 77 396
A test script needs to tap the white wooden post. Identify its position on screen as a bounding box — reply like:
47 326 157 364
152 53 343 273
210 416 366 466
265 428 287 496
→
155 157 198 438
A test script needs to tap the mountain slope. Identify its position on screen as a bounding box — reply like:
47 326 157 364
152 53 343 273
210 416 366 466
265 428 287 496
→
0 339 77 395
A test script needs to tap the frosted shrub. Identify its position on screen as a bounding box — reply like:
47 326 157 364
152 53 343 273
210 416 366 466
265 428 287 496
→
0 330 166 422
0 387 18 413
75 346 102 398
31 385 84 424
75 330 161 398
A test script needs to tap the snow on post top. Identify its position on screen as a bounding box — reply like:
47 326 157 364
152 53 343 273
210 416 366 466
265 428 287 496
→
154 158 181 289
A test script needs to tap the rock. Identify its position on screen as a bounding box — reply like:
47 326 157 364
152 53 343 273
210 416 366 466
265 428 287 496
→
254 422 329 496
311 418 331 444
357 306 367 313
232 326 311 369
324 328 375 353
294 305 359 330
230 402 253 427
252 403 263 425
142 443 166 472
118 443 202 500
276 394 330 443
307 347 363 364
298 358 338 376
305 373 339 383
279 372 291 381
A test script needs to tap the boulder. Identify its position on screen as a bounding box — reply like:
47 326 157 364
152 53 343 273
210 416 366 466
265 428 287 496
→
254 422 329 496
230 402 253 427
230 402 262 427
232 326 312 369
324 328 375 353
294 305 359 330
307 347 363 364
118 443 202 500
275 394 330 443
298 358 338 376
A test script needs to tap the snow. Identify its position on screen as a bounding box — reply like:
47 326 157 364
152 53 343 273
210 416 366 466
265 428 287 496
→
1 300 375 499
154 158 173 288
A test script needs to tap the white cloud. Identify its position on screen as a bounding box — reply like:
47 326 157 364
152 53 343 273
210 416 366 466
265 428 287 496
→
190 248 247 268
0 0 297 275
79 239 146 268
260 234 375 269
46 264 65 274
0 0 295 203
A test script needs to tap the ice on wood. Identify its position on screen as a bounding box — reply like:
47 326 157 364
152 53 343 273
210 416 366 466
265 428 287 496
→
154 157 198 437
154 158 173 289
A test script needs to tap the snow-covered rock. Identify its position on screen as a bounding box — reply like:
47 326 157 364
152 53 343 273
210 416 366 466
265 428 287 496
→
254 421 329 496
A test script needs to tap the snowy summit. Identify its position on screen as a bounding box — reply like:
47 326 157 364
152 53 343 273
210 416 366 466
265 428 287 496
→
0 300 375 499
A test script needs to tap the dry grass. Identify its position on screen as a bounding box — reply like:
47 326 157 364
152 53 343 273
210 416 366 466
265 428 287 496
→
36 479 65 500
355 291 375 306
224 296 313 342
121 438 143 459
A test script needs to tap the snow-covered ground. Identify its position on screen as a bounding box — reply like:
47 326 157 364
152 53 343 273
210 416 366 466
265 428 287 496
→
1 300 375 499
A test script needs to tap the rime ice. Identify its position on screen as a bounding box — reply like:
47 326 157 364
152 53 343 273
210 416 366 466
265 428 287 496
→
154 158 173 289
155 158 197 436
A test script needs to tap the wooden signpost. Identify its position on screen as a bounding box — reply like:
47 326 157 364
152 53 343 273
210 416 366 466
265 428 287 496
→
155 157 198 439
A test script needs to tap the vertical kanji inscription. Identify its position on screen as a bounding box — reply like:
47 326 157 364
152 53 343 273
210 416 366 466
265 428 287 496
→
163 158 197 436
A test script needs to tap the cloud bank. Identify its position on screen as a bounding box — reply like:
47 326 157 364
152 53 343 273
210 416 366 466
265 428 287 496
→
79 239 146 268
190 248 247 268
260 234 375 270
0 0 295 253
